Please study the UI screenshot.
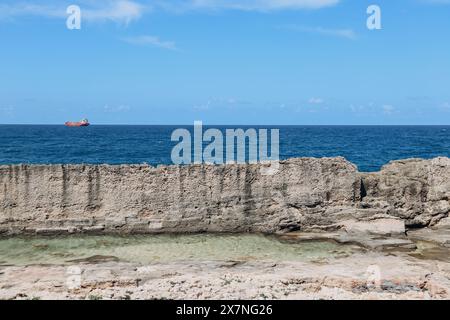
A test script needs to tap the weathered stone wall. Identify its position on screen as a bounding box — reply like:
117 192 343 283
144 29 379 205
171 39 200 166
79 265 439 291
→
0 157 448 235
363 157 450 228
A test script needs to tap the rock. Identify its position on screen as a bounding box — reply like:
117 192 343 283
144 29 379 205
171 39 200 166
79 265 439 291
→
362 157 450 228
66 255 120 264
0 157 448 235
408 228 450 248
340 219 405 236
1 251 449 300
278 231 416 250
434 217 450 230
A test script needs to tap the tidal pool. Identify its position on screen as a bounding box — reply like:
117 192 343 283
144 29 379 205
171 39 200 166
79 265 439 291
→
0 234 360 266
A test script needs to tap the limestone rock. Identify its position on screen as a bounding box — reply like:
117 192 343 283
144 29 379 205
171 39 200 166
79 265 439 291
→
340 219 405 236
0 157 448 235
361 157 450 228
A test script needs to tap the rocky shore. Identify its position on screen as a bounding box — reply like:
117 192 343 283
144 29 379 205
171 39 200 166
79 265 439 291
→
1 239 450 300
0 157 449 300
0 157 449 236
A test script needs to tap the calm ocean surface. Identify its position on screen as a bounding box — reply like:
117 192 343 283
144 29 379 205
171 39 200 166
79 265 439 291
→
0 125 449 172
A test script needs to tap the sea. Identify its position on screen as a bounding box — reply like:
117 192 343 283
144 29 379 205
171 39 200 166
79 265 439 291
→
0 125 449 172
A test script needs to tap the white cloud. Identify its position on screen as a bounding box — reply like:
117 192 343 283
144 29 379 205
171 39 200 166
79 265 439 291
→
350 104 365 113
281 24 356 39
0 0 145 24
193 97 250 111
193 101 211 111
83 0 144 24
0 0 339 22
183 0 339 11
0 105 14 116
0 3 63 20
308 97 324 104
440 102 450 111
122 35 178 50
104 104 131 112
382 105 395 115
420 0 450 4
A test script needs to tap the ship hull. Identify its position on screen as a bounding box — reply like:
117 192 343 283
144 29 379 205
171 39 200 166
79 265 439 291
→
65 122 90 127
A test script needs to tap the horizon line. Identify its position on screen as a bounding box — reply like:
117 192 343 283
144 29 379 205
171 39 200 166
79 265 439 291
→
0 124 450 127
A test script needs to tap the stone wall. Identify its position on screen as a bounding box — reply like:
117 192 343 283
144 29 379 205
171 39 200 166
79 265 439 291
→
0 157 449 235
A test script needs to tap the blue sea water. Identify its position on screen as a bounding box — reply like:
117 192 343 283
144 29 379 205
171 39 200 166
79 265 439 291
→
0 125 449 172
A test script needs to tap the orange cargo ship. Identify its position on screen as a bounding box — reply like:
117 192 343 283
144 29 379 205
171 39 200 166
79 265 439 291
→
65 119 90 127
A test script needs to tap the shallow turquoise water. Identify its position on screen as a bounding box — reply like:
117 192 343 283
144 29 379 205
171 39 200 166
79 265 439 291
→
0 234 358 266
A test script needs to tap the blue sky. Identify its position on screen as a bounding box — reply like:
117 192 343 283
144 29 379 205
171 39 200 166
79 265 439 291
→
0 0 449 125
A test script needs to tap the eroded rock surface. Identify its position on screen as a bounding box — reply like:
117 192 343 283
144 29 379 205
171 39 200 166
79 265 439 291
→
362 157 450 228
1 252 449 300
0 157 448 235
